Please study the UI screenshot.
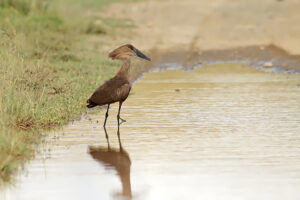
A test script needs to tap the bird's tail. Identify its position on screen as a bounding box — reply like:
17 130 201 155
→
86 99 98 108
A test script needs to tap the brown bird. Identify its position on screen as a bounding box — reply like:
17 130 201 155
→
86 44 151 128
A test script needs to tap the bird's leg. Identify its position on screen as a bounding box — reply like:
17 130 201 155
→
103 104 110 127
117 101 126 125
117 102 122 128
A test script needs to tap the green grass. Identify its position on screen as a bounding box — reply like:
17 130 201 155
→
0 0 142 184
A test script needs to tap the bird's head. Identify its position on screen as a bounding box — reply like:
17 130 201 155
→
109 44 151 61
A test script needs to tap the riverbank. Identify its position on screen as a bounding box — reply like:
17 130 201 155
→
104 0 300 54
103 0 300 73
0 0 142 183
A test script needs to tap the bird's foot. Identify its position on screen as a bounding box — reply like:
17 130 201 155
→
120 117 126 124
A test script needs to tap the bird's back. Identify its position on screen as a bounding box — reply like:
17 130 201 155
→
87 76 131 107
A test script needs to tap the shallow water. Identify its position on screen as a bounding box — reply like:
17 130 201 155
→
2 63 300 200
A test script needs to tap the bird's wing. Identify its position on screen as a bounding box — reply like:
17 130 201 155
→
116 82 131 102
88 78 131 106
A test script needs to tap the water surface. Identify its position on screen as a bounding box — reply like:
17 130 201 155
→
2 63 300 200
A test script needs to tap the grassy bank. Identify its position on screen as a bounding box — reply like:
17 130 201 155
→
0 0 139 183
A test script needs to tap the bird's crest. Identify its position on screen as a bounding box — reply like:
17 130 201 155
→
109 44 135 60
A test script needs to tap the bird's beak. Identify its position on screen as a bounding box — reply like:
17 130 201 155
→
135 49 151 61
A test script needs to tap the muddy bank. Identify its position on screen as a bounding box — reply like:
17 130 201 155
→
148 44 300 73
100 0 300 73
131 44 300 83
104 0 300 55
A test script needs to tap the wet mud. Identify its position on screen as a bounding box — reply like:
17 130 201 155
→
2 63 300 200
150 45 300 73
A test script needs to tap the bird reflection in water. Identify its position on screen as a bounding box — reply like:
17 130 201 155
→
89 127 132 199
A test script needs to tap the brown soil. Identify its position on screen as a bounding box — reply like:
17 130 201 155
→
102 0 300 72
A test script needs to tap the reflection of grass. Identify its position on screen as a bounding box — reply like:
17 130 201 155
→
0 0 136 184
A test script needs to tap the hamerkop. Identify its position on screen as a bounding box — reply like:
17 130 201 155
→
86 44 151 127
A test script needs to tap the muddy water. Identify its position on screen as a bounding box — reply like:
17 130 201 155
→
2 63 300 200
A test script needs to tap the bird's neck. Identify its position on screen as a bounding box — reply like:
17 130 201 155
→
116 59 130 79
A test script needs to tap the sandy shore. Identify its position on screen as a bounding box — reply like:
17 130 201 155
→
102 0 300 72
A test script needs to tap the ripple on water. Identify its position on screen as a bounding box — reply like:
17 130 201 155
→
2 63 300 200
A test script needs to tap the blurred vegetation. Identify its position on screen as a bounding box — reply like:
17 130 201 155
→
0 0 141 183
0 0 49 14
